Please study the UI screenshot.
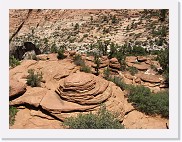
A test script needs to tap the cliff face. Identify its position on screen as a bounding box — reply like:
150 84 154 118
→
9 9 169 52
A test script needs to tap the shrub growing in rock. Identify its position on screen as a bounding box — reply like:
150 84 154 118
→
73 54 85 66
157 48 169 82
9 106 18 126
50 43 58 53
127 66 138 76
57 49 66 59
127 85 169 118
9 56 20 68
94 54 101 76
26 69 43 87
73 54 91 73
132 46 147 56
80 65 91 73
108 76 127 90
103 67 110 79
64 105 124 129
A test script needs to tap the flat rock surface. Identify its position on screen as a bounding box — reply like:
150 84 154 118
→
137 73 161 83
123 110 169 129
132 62 150 70
10 87 48 107
10 109 64 129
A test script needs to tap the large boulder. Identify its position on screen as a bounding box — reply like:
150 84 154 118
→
10 87 48 107
100 56 109 68
137 56 147 62
132 62 150 70
109 58 121 69
137 74 161 83
125 56 137 63
9 80 27 97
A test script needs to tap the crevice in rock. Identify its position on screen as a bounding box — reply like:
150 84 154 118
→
11 103 64 122
9 92 25 101
124 108 136 116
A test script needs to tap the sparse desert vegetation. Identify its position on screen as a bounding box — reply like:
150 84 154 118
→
9 9 169 129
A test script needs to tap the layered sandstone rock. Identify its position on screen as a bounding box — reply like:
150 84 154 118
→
100 56 109 68
125 56 137 63
132 62 150 70
137 73 161 83
53 72 125 121
109 58 121 69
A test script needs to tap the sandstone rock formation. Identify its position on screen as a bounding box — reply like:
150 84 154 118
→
9 9 169 129
9 59 126 127
9 80 27 97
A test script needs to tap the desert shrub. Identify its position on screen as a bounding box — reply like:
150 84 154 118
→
108 42 118 59
103 67 110 80
26 69 43 87
74 23 79 30
9 106 18 126
157 48 169 72
111 15 118 24
83 34 88 38
9 56 20 68
127 85 169 118
80 65 91 73
64 105 124 129
119 59 127 71
73 54 85 66
50 43 58 53
108 76 127 90
93 54 101 76
132 46 147 56
127 66 138 76
73 54 91 73
94 40 110 56
157 48 169 83
159 9 168 22
57 49 66 59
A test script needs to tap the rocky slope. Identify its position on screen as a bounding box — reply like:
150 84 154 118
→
9 9 169 54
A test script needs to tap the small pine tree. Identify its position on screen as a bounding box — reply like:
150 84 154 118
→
94 54 101 76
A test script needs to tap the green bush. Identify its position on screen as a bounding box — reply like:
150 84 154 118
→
9 56 20 68
132 46 147 56
9 106 18 126
127 66 138 76
57 49 66 59
94 54 101 76
157 48 169 83
108 76 127 90
73 54 85 66
108 42 118 59
120 59 127 71
26 69 43 87
50 43 58 53
103 67 110 79
73 54 91 73
80 65 91 73
64 105 124 129
74 23 79 30
127 85 169 118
